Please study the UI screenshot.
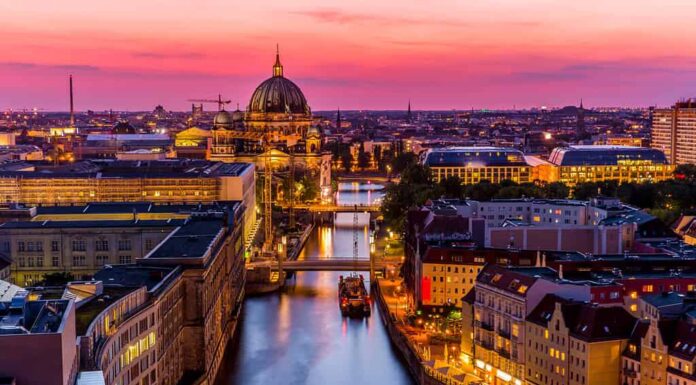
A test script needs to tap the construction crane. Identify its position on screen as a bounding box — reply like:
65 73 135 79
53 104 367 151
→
187 94 231 111
353 204 359 271
288 148 296 229
264 130 273 252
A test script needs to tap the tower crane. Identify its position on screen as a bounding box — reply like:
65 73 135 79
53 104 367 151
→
187 94 232 111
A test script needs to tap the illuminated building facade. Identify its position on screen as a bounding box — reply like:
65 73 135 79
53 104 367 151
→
422 147 533 184
0 160 256 238
423 145 674 186
472 265 592 385
0 202 242 287
208 49 332 202
525 294 635 385
652 100 696 164
0 219 177 286
545 145 673 185
50 208 245 385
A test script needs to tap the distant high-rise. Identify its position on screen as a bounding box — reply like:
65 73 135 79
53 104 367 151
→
652 100 696 164
576 99 585 136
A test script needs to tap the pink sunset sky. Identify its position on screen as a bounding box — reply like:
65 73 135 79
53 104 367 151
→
1 0 696 111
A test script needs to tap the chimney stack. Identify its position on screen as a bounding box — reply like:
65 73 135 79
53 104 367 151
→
69 75 75 127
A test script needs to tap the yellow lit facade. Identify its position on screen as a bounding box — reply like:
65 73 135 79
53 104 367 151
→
424 146 675 186
551 162 674 185
430 166 532 184
0 176 220 206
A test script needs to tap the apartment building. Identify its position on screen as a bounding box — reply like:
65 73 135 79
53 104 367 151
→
652 100 696 164
525 294 635 385
472 265 593 385
621 292 696 385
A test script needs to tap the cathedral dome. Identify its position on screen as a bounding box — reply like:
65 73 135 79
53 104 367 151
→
213 110 233 129
248 50 310 116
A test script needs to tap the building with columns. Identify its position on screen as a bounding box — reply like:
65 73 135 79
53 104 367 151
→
208 49 332 203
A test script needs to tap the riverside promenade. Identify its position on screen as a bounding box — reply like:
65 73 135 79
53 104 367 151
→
374 279 482 385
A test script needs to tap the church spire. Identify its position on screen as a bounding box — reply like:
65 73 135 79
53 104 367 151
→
407 99 412 123
273 44 283 77
336 107 341 129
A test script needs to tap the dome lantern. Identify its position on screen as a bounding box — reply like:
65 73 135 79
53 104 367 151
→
273 44 283 78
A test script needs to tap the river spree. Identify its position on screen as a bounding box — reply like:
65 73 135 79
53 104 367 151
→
214 183 414 385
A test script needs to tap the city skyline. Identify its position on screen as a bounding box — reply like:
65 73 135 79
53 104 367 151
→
3 0 696 111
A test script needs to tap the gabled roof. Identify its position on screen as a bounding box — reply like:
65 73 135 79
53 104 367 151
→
477 265 555 297
569 305 635 342
422 215 470 237
623 319 649 359
462 288 476 305
669 320 696 360
528 293 636 342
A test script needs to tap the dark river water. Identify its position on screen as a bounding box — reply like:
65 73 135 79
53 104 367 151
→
214 183 415 385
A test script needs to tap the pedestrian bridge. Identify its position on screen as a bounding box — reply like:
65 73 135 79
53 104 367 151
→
248 259 389 272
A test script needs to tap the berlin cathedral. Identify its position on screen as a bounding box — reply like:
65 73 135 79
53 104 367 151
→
207 49 332 203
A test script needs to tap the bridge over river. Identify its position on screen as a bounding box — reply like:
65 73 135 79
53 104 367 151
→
247 258 389 272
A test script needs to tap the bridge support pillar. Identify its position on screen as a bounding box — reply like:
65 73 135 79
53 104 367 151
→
370 250 375 282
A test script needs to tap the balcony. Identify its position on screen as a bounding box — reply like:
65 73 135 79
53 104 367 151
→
498 348 511 359
623 368 638 378
475 320 494 331
498 329 511 339
475 338 494 350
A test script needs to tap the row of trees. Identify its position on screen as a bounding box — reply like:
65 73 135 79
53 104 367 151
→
326 141 397 173
382 161 696 233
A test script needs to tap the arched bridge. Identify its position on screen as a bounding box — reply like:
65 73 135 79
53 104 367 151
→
248 259 390 272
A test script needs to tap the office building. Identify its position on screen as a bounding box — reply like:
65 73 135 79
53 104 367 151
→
422 147 534 184
545 145 673 185
0 160 256 238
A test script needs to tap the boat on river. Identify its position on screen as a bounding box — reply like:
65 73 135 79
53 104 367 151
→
338 273 371 317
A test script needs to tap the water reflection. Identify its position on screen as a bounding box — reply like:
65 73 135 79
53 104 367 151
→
214 183 412 385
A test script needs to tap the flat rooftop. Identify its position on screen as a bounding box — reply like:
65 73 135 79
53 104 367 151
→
0 160 253 178
74 287 135 335
32 201 241 216
0 299 70 335
147 219 225 260
93 265 177 291
0 219 185 230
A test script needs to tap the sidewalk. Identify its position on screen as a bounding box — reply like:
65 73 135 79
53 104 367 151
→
376 278 481 385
